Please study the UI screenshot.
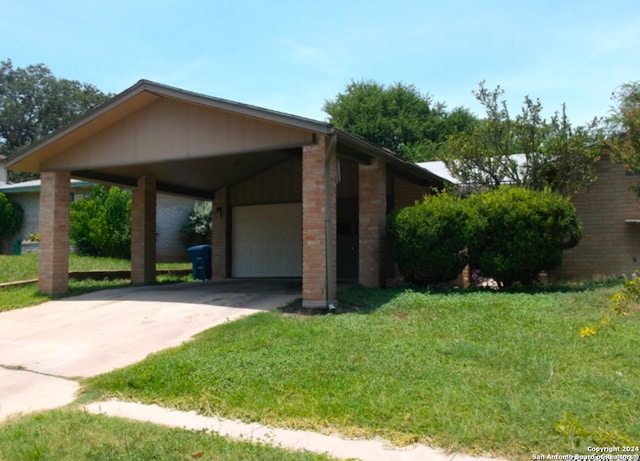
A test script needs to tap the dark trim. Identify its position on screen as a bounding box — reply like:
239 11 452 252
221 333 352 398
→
72 170 214 199
224 186 232 277
72 170 137 188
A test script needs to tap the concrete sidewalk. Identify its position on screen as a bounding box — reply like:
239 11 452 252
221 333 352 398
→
85 400 508 461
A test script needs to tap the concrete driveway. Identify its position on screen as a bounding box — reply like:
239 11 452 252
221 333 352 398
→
0 279 300 422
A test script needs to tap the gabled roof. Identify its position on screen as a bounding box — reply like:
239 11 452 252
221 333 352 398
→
5 80 445 192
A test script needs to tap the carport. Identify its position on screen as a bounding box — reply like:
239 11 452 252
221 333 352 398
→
5 80 444 307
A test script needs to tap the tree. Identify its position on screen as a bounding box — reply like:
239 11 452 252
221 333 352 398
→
69 186 132 259
441 82 603 196
323 80 476 161
0 192 23 243
606 81 640 194
0 59 111 182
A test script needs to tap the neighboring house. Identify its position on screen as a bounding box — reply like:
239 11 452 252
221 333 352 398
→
0 167 198 262
419 158 640 282
5 80 444 307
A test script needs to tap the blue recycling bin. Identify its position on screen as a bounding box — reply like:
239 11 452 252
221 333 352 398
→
187 245 212 280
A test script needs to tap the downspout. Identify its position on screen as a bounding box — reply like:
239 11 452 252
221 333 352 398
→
325 132 338 310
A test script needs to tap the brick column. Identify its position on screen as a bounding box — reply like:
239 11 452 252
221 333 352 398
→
359 159 387 288
39 171 70 294
212 187 229 278
131 176 156 284
302 136 337 308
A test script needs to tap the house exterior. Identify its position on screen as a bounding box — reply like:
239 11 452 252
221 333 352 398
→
551 157 640 281
419 158 640 282
0 176 198 262
5 80 443 307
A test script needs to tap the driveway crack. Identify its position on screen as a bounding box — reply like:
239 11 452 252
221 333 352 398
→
0 364 77 381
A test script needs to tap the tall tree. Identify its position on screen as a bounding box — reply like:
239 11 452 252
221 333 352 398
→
323 80 476 161
0 59 111 182
606 81 640 194
440 82 603 196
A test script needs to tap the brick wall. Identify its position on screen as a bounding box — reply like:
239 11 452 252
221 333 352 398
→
156 193 195 262
552 158 640 281
302 137 337 307
39 171 70 294
131 176 156 284
393 176 430 210
359 159 386 287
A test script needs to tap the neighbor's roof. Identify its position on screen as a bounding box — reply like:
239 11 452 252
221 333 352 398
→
418 161 459 183
5 79 446 187
0 178 93 193
419 154 530 185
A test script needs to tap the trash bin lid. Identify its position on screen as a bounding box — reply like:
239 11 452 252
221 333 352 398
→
187 244 212 252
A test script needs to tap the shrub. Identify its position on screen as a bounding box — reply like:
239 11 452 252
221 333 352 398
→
0 192 23 239
387 192 468 286
180 201 212 248
465 186 582 287
70 186 132 259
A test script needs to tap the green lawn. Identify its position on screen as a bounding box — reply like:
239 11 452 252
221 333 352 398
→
0 254 190 283
2 255 637 458
0 410 335 461
0 254 191 312
83 284 640 460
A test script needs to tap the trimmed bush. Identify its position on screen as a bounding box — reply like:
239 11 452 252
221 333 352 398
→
387 192 468 286
180 201 212 248
70 185 132 259
0 192 23 240
465 186 582 287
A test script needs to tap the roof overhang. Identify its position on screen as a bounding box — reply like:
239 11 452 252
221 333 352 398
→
5 80 445 195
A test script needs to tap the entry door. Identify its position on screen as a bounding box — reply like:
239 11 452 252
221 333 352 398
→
232 203 302 277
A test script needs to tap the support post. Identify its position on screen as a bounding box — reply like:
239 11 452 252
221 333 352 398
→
39 171 70 294
131 176 156 284
212 187 229 278
302 136 337 308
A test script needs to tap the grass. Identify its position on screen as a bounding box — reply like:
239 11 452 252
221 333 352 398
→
83 283 640 460
0 409 335 461
0 254 191 312
0 254 190 283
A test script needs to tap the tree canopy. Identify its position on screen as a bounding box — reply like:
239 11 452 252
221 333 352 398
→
440 82 603 196
0 59 111 182
323 80 476 161
606 81 640 194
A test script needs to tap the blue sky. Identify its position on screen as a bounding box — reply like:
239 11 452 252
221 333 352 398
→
2 0 639 126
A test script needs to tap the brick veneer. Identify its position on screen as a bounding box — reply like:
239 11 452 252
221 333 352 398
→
359 158 387 287
39 171 70 294
212 187 228 278
131 176 157 284
394 176 430 210
302 136 337 307
552 158 640 281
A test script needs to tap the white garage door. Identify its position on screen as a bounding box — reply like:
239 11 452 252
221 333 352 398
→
232 203 302 277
